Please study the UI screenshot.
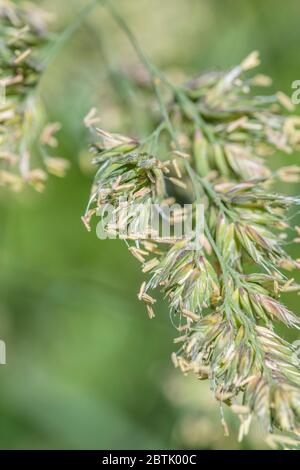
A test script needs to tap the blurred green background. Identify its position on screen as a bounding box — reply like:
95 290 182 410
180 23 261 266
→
0 0 299 450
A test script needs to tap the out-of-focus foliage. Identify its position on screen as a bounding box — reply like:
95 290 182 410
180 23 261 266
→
0 0 69 192
0 0 299 450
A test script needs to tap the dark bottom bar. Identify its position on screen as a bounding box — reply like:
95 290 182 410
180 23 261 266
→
0 449 290 466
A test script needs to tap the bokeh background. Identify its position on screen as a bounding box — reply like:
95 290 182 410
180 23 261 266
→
0 0 299 450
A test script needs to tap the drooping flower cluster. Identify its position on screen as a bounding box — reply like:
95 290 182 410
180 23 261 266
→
82 120 170 238
0 0 69 191
175 310 300 443
84 52 300 447
178 51 300 181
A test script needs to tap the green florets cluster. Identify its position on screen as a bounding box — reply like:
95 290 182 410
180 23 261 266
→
84 52 300 447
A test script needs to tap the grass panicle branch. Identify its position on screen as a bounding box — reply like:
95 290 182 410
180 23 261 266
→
83 24 300 447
